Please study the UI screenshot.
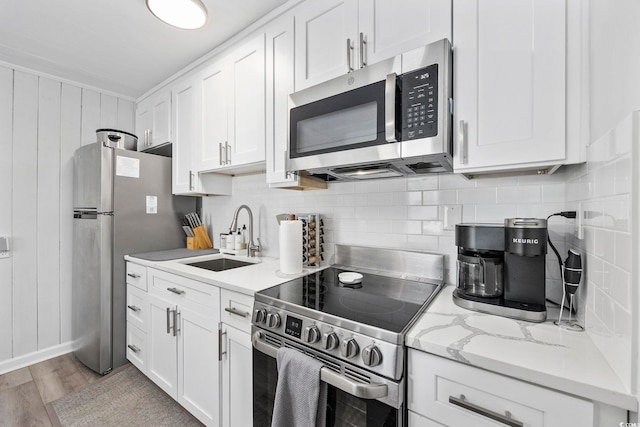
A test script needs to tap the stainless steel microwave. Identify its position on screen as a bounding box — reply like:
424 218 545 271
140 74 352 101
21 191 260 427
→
287 38 452 181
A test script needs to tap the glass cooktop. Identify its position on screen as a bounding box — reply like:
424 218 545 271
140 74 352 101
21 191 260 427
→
256 267 441 333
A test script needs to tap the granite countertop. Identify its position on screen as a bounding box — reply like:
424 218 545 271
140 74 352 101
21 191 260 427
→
406 285 637 411
125 250 324 296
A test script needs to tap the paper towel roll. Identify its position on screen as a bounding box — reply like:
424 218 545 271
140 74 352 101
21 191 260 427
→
279 220 303 274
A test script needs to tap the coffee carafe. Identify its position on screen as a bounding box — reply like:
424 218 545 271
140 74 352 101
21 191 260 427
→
453 219 548 322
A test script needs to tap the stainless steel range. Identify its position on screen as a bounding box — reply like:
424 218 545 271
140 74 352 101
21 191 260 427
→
252 245 444 427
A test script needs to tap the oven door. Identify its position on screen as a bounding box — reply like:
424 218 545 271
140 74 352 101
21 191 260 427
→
288 59 402 175
252 328 404 427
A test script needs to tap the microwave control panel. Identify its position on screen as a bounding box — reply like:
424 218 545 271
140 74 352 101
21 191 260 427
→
402 64 438 140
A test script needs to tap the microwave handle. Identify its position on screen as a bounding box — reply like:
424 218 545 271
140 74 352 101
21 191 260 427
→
385 73 397 143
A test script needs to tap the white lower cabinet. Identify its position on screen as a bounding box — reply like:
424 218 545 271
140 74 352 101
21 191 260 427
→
408 350 593 427
126 262 254 427
220 288 254 427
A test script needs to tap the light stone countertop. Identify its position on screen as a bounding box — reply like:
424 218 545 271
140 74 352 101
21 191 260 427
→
406 285 638 411
125 252 324 296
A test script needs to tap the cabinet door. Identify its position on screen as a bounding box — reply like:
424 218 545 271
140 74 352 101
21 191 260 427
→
221 325 252 427
147 293 178 398
198 60 228 171
136 91 171 150
265 16 297 186
172 77 199 194
453 0 566 173
135 101 152 151
295 0 358 90
358 0 452 67
177 306 220 426
227 34 266 166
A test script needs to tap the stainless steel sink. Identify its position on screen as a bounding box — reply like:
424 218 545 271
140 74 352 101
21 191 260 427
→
186 258 254 272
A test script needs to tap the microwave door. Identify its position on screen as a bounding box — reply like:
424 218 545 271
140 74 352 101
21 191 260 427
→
288 60 402 173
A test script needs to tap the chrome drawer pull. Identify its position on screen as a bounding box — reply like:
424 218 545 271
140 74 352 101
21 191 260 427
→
449 395 523 427
127 305 140 312
127 273 141 279
167 287 185 295
224 307 249 318
127 344 141 353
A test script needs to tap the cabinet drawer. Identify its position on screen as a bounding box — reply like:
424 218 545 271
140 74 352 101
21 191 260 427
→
126 285 148 331
126 322 147 374
149 269 219 314
408 351 593 427
408 410 445 427
126 262 147 291
220 289 253 333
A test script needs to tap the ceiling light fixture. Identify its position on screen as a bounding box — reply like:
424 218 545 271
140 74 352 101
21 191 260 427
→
146 0 208 30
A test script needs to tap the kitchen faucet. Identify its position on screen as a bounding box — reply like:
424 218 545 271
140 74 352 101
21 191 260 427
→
229 204 262 257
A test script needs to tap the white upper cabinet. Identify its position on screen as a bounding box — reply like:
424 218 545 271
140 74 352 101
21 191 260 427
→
226 34 266 168
135 89 171 150
172 75 232 196
358 0 452 67
172 77 198 194
295 0 452 90
453 0 583 175
198 59 227 171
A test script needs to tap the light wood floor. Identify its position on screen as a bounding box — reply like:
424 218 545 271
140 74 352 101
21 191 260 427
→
0 353 103 427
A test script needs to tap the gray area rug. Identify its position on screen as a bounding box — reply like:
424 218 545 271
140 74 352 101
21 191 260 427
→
48 365 203 427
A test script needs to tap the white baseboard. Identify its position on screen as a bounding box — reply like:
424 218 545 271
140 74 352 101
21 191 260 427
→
0 342 74 375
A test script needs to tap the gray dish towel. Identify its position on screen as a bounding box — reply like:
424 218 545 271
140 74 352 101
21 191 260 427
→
271 348 328 427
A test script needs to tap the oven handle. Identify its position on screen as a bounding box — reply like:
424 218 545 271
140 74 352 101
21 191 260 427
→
384 73 398 143
252 331 388 400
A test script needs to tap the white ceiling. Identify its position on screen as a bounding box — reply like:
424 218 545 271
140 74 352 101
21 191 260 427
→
0 0 289 99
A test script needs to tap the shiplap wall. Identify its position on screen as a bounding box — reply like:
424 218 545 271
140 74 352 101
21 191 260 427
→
0 65 134 372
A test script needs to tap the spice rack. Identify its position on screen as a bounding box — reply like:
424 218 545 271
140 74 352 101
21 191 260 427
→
295 213 324 267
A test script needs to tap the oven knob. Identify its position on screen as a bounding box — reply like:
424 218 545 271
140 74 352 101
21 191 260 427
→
362 345 383 367
266 312 281 329
341 338 359 359
254 308 267 324
322 332 339 351
303 325 321 343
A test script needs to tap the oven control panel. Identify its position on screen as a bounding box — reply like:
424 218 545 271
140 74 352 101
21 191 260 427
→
252 302 403 380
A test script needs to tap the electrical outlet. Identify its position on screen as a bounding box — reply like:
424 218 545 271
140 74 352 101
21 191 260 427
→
575 203 584 239
443 205 462 230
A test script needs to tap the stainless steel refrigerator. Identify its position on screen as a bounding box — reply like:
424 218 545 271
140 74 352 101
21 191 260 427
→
72 137 195 375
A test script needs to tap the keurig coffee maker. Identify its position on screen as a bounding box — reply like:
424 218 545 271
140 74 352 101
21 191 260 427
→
452 218 548 322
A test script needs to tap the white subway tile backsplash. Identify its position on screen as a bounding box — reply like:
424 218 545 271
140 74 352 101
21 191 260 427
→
475 204 517 222
422 189 456 205
406 175 438 191
614 232 631 271
407 206 438 221
496 185 542 204
422 220 444 234
458 187 497 204
393 191 422 206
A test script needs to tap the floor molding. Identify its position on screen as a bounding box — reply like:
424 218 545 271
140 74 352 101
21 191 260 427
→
0 342 74 375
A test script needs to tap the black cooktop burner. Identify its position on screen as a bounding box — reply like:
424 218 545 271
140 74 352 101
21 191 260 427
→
257 267 440 333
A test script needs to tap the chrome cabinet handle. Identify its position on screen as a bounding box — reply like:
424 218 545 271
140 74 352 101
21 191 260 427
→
188 170 195 191
346 38 354 72
173 310 180 337
127 305 140 313
218 328 227 361
252 331 388 399
224 307 249 318
219 142 224 166
167 287 185 295
458 120 468 165
127 273 141 279
385 73 398 143
359 32 366 68
449 395 523 427
166 307 171 334
225 141 231 165
127 344 141 353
